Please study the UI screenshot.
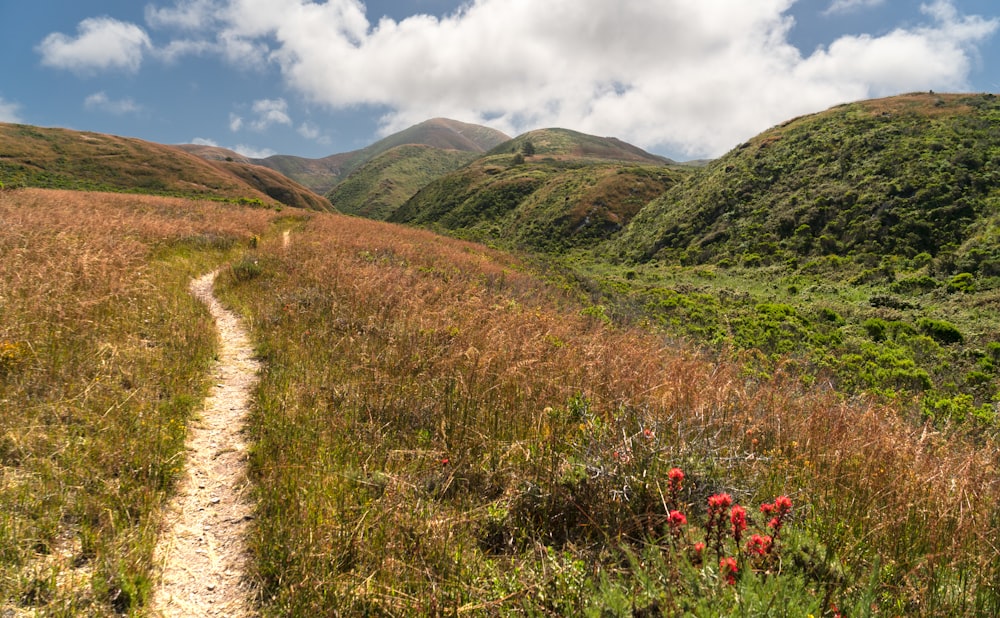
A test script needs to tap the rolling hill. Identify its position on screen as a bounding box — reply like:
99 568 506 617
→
4 96 1000 616
327 144 479 219
0 123 331 210
389 129 681 251
615 92 1000 278
179 118 510 195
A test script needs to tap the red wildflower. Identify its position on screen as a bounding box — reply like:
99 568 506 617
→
746 534 772 556
730 505 747 543
774 495 792 515
719 556 738 585
643 427 655 439
694 542 705 554
708 493 733 510
760 502 775 515
668 510 687 528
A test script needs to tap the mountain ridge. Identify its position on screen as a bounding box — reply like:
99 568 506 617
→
178 118 511 195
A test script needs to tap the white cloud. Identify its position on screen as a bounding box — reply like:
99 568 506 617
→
297 121 328 142
229 112 244 132
0 97 23 123
249 98 292 131
146 0 220 31
189 136 273 158
824 0 886 16
84 91 142 115
118 0 1000 157
232 143 276 158
37 17 151 74
176 0 992 158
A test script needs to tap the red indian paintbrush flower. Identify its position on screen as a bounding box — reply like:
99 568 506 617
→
668 510 687 528
730 504 747 544
708 493 732 510
720 556 738 585
746 533 772 556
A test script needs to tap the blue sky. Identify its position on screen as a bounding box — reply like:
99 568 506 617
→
2 0 997 161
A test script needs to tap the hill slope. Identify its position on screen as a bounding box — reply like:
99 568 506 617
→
327 144 478 219
390 129 680 251
0 123 330 209
616 92 1000 277
181 118 510 195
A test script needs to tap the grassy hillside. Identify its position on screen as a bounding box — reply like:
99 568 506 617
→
390 129 681 251
0 124 322 208
0 188 286 614
3 184 998 615
327 144 477 219
209 159 333 211
488 127 673 164
582 93 1000 427
215 208 1000 615
203 118 510 195
617 92 1000 272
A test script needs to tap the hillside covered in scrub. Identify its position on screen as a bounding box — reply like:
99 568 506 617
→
389 128 682 251
616 92 1000 276
2 93 1000 614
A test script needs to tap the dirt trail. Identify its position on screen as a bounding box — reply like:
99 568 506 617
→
149 271 258 617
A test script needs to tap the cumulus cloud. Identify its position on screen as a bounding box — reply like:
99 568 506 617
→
0 97 23 123
84 91 142 115
92 0 1000 157
162 0 989 157
191 137 219 146
297 120 329 143
37 17 151 74
249 98 292 130
229 112 244 132
824 0 886 16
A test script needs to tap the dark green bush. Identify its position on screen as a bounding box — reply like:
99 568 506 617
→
917 318 964 344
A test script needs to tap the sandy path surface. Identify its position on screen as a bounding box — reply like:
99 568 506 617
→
149 271 258 617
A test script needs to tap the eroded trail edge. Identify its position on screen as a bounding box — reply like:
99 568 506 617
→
150 271 258 617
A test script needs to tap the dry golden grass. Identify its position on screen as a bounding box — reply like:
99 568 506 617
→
0 188 284 615
217 211 1000 615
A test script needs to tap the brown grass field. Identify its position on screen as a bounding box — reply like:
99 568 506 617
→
2 187 999 615
0 189 282 615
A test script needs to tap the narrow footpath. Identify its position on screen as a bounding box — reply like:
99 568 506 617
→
149 271 258 617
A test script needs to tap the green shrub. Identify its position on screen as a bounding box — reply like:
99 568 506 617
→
890 275 939 294
947 272 975 293
863 318 889 342
230 255 263 282
917 318 964 344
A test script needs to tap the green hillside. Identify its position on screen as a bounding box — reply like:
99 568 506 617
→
205 118 511 195
327 144 478 219
390 129 680 251
571 93 1000 428
617 92 1000 276
0 123 330 210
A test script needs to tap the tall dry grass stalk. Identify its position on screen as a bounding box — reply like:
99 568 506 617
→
0 189 283 614
219 212 1000 615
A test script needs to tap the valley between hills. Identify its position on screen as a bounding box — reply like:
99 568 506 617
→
1 91 1000 615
